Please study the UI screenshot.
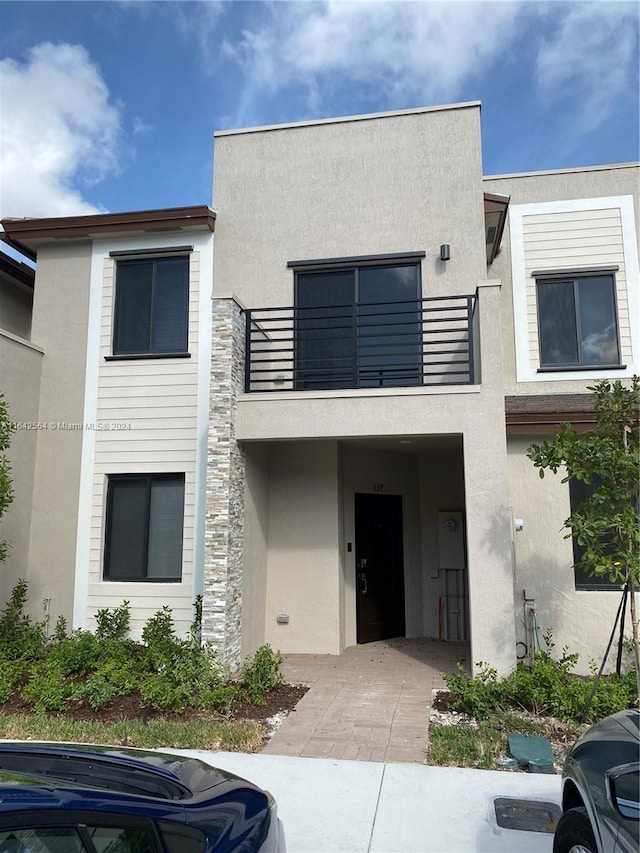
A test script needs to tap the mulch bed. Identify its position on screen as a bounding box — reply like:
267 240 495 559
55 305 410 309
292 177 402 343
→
0 683 309 726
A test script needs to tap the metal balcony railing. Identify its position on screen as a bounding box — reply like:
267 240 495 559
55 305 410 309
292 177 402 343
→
243 294 477 393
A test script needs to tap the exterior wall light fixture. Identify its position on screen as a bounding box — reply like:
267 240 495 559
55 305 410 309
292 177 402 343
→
440 244 451 262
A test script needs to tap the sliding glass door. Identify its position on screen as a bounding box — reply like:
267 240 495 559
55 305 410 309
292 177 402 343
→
295 264 421 390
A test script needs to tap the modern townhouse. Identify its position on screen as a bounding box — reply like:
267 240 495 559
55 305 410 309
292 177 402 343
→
1 102 637 675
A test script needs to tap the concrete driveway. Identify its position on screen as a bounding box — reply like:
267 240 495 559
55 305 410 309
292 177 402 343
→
263 638 470 763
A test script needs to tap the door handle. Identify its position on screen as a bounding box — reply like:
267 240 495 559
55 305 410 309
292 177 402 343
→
357 558 367 569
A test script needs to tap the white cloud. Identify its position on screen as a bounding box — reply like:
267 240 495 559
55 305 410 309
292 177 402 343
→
535 2 639 134
0 42 124 218
221 1 638 136
222 1 525 123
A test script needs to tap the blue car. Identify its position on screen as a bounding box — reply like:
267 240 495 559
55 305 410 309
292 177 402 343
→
0 742 285 853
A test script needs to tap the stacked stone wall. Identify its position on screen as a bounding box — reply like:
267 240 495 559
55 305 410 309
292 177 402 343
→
203 297 245 669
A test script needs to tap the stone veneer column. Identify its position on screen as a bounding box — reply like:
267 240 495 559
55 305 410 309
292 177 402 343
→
203 297 246 670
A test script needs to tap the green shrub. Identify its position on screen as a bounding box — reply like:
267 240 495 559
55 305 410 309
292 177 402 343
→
95 601 131 642
53 615 68 642
238 645 283 706
49 629 101 676
443 662 507 720
139 641 232 713
2 588 284 718
0 580 46 662
0 659 23 704
21 664 71 712
71 674 122 711
444 645 637 724
139 607 233 713
142 607 178 669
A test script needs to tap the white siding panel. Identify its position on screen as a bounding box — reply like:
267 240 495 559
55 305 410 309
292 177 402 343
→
85 250 202 636
521 206 631 370
523 208 621 225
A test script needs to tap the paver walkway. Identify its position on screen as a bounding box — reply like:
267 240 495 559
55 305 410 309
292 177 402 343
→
262 637 470 764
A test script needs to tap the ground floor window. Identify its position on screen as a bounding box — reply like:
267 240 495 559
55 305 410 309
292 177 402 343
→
569 478 617 590
104 474 185 581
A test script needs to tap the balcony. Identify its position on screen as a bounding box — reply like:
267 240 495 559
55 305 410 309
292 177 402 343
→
243 294 477 393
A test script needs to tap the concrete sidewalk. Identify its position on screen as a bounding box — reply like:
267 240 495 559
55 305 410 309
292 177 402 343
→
173 750 561 853
264 639 470 763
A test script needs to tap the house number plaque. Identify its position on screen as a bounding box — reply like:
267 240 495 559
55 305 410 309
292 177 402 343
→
372 483 384 492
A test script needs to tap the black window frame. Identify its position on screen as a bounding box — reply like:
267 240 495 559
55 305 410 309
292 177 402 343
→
569 477 618 591
535 270 622 371
292 259 423 391
110 253 190 359
104 473 185 583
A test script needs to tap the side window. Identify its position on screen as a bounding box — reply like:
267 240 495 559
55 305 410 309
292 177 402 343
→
104 474 185 582
536 273 620 369
86 825 155 853
113 256 189 356
569 478 617 590
158 822 206 853
0 827 85 852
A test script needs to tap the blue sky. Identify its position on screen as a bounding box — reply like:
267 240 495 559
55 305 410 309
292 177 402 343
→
1 1 638 220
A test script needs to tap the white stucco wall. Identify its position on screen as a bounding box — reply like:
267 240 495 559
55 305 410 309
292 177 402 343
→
0 278 32 340
507 436 625 673
214 104 486 309
240 444 270 658
263 441 342 654
0 331 43 607
26 242 92 629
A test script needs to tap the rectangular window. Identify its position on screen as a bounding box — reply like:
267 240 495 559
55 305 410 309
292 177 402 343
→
104 474 185 581
536 273 620 369
295 263 421 390
569 478 616 590
113 256 189 355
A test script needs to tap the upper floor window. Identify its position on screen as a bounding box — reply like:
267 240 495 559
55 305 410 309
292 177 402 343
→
113 256 189 356
536 272 620 370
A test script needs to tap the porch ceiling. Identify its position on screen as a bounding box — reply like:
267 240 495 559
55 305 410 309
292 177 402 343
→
338 434 463 454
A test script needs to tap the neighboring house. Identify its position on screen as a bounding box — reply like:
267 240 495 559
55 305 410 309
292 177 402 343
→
1 103 637 675
0 251 40 597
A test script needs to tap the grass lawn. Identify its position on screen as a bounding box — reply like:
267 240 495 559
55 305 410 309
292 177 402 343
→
0 713 266 752
428 710 584 771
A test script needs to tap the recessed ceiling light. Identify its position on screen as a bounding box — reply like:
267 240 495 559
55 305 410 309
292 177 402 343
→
399 440 412 445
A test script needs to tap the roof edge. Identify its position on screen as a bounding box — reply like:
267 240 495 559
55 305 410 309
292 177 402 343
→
1 205 216 249
215 101 482 138
484 162 639 181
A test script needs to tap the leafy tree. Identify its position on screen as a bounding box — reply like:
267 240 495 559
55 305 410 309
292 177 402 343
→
528 377 640 700
0 393 15 563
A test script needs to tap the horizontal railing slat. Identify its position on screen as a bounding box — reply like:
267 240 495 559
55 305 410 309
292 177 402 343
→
244 294 476 391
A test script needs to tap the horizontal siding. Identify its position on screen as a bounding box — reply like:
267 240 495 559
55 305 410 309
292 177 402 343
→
523 208 621 225
86 251 202 636
522 207 631 369
523 224 622 239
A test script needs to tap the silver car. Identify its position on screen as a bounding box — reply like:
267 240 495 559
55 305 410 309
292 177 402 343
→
554 709 639 853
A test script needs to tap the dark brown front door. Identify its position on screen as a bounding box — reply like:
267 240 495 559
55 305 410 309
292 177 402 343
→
355 493 406 643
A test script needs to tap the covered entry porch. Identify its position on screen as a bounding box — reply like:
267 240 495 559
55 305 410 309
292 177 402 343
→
240 435 472 659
